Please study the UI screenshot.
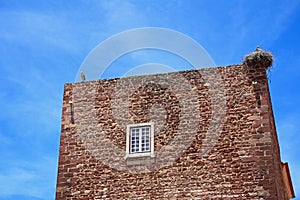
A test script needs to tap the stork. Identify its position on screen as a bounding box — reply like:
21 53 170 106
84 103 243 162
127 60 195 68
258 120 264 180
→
256 46 262 51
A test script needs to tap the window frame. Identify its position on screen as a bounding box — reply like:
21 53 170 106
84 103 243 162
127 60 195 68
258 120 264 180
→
125 122 155 159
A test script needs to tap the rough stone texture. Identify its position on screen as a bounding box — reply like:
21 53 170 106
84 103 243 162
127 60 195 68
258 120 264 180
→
56 64 288 199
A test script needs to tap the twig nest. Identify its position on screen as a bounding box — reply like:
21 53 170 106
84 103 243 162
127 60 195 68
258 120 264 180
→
243 48 273 69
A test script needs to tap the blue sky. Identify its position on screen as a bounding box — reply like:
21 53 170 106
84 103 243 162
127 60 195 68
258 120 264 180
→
0 0 299 199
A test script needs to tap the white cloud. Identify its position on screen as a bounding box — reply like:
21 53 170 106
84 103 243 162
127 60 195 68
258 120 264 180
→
0 156 57 199
100 0 146 27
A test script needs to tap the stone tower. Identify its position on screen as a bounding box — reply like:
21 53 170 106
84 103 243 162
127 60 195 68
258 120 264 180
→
56 51 294 199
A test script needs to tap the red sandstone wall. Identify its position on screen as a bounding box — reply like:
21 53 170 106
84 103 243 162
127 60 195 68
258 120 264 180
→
56 64 287 199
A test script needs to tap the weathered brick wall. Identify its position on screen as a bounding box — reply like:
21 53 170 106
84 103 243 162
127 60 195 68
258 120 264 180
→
56 64 287 199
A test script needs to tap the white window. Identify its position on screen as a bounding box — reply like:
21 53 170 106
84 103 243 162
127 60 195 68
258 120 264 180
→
125 122 154 158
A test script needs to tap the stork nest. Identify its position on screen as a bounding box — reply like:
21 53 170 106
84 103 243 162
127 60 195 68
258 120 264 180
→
243 49 273 69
